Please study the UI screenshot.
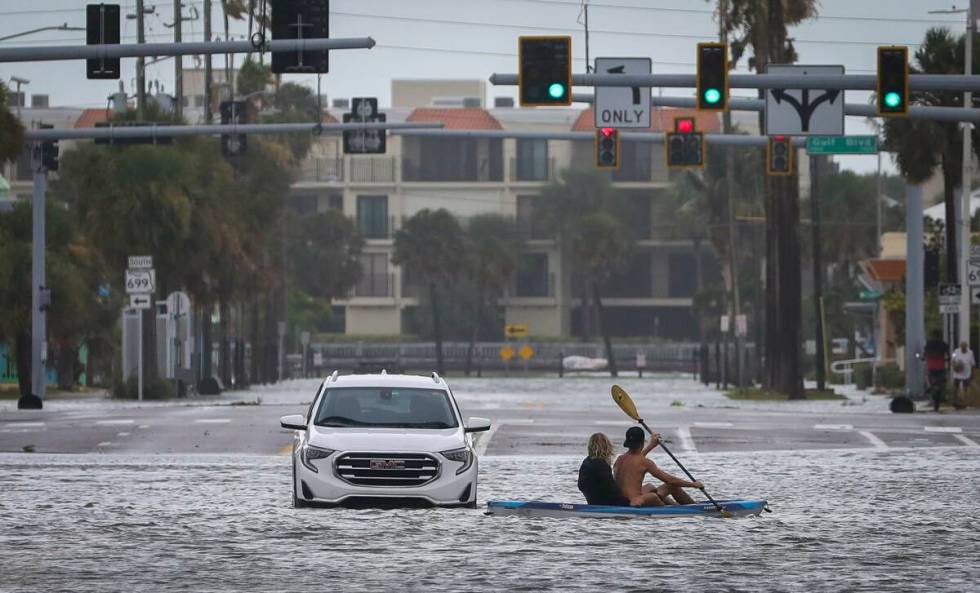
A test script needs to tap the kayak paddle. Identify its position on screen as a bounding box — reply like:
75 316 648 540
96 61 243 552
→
610 384 732 518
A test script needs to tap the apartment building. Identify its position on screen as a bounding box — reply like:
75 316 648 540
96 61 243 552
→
289 80 721 340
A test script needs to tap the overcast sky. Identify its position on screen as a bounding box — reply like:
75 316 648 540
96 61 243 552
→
0 0 971 174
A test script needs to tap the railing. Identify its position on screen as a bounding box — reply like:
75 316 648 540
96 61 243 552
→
349 156 397 183
401 159 503 182
830 357 894 385
352 272 395 298
509 157 555 182
298 157 344 182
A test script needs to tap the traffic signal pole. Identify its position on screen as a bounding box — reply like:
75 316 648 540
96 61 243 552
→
959 3 974 349
23 164 47 409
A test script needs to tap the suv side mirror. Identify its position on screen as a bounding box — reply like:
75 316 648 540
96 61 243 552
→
280 414 307 431
464 417 491 433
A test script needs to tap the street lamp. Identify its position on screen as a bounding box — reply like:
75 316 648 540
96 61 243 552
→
0 23 85 43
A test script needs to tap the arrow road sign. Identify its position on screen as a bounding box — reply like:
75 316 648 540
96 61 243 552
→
594 57 651 129
939 282 962 305
766 65 845 136
130 293 152 310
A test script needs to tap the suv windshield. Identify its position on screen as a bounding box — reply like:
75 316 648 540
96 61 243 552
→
314 387 458 429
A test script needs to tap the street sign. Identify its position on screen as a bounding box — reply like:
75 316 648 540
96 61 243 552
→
130 293 152 310
499 345 515 361
594 57 651 129
518 344 535 360
301 331 311 346
720 315 730 333
504 323 529 338
939 283 962 305
971 288 980 306
806 135 878 155
941 303 959 314
125 269 155 294
128 255 153 269
969 245 980 286
735 314 747 337
859 290 882 300
765 65 845 136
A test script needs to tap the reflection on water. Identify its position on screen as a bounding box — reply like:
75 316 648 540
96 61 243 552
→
1 447 977 592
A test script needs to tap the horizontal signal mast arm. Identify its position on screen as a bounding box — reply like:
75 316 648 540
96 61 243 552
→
491 72 980 93
0 37 375 63
394 128 810 147
25 121 441 142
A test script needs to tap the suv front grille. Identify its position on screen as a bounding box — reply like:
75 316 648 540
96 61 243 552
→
335 452 440 487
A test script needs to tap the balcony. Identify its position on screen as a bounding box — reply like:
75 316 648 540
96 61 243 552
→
401 158 503 183
350 156 397 184
298 158 344 183
352 273 395 298
509 157 555 183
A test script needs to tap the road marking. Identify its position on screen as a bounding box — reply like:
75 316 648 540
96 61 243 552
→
924 426 962 433
954 434 979 447
474 422 502 457
96 419 134 425
676 426 696 453
116 432 130 437
694 422 734 429
194 418 231 424
138 425 150 429
4 421 45 428
814 424 853 431
859 431 888 449
278 444 294 456
96 441 114 447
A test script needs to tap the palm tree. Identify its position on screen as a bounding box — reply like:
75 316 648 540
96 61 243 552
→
463 214 521 375
883 27 980 283
720 0 820 399
393 209 468 375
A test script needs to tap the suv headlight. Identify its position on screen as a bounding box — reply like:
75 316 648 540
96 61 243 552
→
441 447 473 475
301 445 335 473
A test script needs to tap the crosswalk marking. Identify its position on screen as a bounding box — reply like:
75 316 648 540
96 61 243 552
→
814 424 853 430
924 426 962 433
4 421 45 428
96 441 113 447
96 419 134 425
954 434 979 447
676 426 696 453
694 422 734 429
194 418 231 424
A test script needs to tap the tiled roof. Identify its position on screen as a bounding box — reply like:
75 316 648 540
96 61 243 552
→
864 259 906 283
406 108 503 130
571 107 721 133
74 108 110 128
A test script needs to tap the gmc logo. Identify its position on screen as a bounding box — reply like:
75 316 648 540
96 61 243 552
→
369 459 405 470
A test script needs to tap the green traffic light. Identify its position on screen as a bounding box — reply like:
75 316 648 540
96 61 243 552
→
548 82 567 99
884 91 902 108
703 88 721 105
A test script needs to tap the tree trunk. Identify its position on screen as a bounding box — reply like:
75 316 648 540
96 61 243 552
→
430 282 445 375
693 237 705 342
592 280 618 377
464 288 486 377
250 296 260 384
15 331 31 398
56 343 76 391
219 298 231 386
201 303 213 379
777 175 804 399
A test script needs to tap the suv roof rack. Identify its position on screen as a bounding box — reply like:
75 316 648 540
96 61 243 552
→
431 371 442 384
329 370 339 382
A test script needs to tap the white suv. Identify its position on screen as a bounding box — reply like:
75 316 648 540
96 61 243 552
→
280 372 490 508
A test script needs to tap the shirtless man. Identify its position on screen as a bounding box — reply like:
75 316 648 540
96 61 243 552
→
614 426 703 507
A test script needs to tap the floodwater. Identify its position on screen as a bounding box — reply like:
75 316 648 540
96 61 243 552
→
1 446 978 592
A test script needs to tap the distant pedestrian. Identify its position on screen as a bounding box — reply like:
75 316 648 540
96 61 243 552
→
950 341 974 409
923 330 949 412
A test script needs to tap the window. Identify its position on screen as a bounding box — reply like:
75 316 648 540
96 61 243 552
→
605 253 653 298
668 252 698 297
613 141 653 182
404 137 503 181
517 195 549 239
328 194 343 211
357 195 388 238
515 139 548 181
315 387 458 429
514 253 551 297
356 253 390 297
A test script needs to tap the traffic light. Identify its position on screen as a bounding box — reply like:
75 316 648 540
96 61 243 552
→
518 36 572 107
595 128 620 169
877 46 909 116
767 135 792 176
696 42 728 111
37 124 58 172
665 117 704 168
343 97 386 155
220 100 248 156
86 3 121 79
271 0 330 74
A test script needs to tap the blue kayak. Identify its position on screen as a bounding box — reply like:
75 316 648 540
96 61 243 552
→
486 499 768 519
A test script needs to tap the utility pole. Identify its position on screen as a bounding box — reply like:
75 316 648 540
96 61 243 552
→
26 155 47 409
136 0 146 118
204 0 213 123
719 0 743 386
811 154 826 390
960 3 974 348
174 0 183 120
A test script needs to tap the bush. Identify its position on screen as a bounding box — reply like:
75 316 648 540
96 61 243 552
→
112 375 177 399
874 363 904 390
854 364 873 390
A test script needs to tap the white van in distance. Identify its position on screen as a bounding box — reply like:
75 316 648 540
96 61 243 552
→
280 372 490 508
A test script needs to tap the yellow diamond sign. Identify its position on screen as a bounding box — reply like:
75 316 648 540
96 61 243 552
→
499 345 515 361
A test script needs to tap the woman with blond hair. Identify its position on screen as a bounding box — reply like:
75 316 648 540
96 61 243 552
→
577 432 630 506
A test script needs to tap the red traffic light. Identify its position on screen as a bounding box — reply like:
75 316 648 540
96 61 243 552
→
774 135 786 142
676 118 694 134
601 127 616 137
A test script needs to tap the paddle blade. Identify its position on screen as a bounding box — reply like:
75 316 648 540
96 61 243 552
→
611 385 640 421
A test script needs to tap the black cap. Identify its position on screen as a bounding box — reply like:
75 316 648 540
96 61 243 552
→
624 426 645 448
